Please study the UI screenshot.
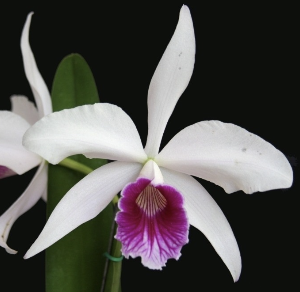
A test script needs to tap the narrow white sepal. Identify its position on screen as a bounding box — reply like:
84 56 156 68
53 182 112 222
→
161 167 242 282
0 162 47 253
21 12 52 117
144 5 196 157
24 161 142 259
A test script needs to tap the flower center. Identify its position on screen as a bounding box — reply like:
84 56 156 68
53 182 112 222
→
135 185 167 216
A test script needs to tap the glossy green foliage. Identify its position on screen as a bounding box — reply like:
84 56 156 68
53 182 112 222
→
46 54 119 292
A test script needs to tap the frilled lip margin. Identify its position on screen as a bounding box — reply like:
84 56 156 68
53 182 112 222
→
115 177 189 269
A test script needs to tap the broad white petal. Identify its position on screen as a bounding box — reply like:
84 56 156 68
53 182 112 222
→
11 95 39 125
24 161 142 259
23 103 147 164
0 111 41 174
160 167 241 282
0 161 47 253
21 12 52 117
144 5 195 157
156 121 293 194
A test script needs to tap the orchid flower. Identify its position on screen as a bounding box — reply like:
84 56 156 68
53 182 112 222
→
22 5 293 282
0 12 52 253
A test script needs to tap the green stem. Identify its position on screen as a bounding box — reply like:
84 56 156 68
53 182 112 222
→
59 157 94 175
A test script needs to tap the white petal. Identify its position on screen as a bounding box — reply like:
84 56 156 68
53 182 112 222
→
0 161 47 253
144 5 195 157
160 167 241 282
0 111 41 174
21 12 52 117
156 120 293 194
11 95 39 125
24 161 142 259
23 103 147 164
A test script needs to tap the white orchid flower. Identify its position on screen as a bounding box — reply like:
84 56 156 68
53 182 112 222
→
0 12 52 253
22 5 292 282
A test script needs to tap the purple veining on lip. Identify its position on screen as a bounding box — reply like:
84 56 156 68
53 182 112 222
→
115 177 189 269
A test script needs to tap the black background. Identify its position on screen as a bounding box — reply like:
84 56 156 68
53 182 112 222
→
1 1 298 291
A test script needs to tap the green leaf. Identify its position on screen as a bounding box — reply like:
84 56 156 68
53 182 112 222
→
51 53 100 110
46 53 116 292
